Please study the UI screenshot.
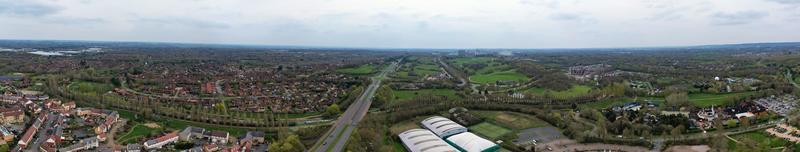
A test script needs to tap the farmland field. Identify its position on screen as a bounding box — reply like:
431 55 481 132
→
337 64 377 75
689 92 755 107
470 70 528 84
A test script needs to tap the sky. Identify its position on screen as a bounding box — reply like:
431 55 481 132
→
0 0 799 48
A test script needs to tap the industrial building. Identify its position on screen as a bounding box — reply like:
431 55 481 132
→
398 129 459 152
446 132 500 152
421 116 468 138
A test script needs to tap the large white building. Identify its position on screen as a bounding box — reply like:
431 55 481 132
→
421 116 467 138
398 129 459 152
446 132 499 152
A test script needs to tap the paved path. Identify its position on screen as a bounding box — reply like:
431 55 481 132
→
311 61 399 152
107 118 129 149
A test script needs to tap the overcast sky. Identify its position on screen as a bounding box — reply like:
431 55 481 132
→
1 0 799 48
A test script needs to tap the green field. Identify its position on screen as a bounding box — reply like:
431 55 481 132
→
794 76 800 84
392 89 459 101
472 111 550 130
117 110 139 121
470 70 528 84
394 58 442 79
68 81 114 93
728 131 793 151
469 122 511 140
117 124 163 144
525 85 592 99
337 64 377 75
689 92 755 107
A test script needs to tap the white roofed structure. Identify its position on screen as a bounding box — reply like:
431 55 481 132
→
398 129 459 152
445 132 499 152
421 116 467 138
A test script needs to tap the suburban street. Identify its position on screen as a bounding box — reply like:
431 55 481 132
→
312 61 399 152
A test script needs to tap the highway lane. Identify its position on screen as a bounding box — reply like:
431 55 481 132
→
312 61 398 152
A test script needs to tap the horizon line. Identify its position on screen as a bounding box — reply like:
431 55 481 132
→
1 38 799 51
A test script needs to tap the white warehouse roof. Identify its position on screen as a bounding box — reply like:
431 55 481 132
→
446 132 499 152
398 129 459 152
421 116 468 138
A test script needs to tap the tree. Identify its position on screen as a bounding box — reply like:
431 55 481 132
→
726 119 738 128
665 92 689 108
268 134 304 152
323 104 341 118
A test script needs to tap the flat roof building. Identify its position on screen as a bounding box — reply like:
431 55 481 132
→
398 129 458 152
421 116 467 138
446 132 499 152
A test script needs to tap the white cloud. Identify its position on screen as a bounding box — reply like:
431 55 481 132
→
0 0 798 48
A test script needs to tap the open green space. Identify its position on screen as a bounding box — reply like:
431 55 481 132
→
794 76 800 84
727 131 793 151
117 124 163 144
524 85 592 99
470 70 528 84
68 81 114 94
392 89 459 101
337 64 377 75
472 111 550 130
393 57 442 80
469 122 511 140
689 92 755 107
117 110 140 121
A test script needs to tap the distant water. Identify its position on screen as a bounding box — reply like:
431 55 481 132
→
28 51 66 56
25 48 103 56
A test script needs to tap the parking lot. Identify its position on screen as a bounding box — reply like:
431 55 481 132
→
754 95 798 116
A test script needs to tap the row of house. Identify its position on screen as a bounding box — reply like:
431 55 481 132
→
17 113 47 149
140 126 262 151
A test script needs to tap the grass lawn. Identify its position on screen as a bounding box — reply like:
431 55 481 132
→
525 85 592 99
523 87 547 94
469 122 511 140
337 64 376 75
394 61 441 79
68 81 114 93
117 124 162 144
794 76 800 84
728 131 792 151
472 111 550 130
285 111 322 119
389 117 426 135
117 110 139 121
549 85 591 98
163 118 249 136
392 89 459 101
470 70 528 84
689 92 755 107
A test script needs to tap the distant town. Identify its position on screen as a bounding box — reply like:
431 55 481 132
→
2 40 800 152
